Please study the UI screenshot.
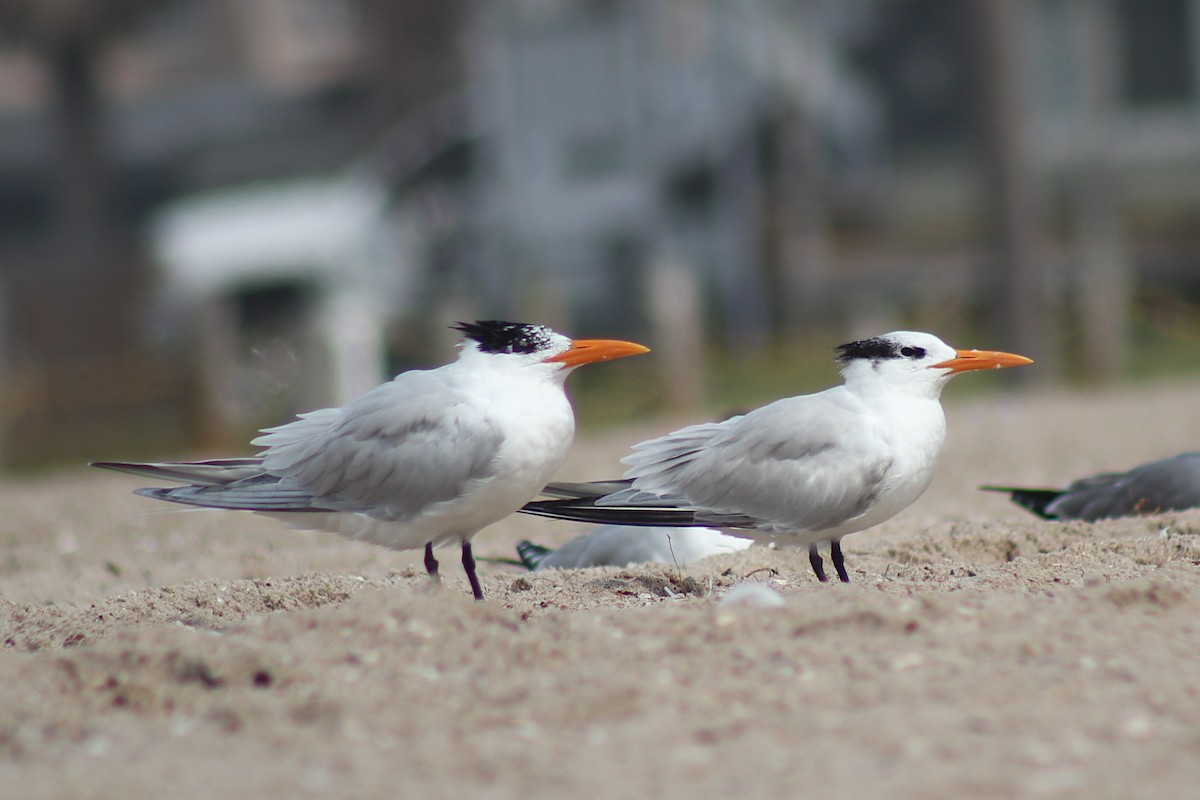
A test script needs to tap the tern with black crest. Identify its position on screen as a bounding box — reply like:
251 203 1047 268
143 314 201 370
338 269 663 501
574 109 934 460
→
93 321 648 600
522 332 1032 583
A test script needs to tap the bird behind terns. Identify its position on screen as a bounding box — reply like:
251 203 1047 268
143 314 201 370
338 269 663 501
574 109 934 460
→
521 331 1033 583
516 525 752 571
93 321 648 600
983 452 1200 521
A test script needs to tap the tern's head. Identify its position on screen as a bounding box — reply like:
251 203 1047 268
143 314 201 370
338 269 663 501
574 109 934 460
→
835 331 1032 395
452 321 649 376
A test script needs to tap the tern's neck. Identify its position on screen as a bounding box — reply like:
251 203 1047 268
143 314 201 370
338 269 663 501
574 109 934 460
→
456 346 569 385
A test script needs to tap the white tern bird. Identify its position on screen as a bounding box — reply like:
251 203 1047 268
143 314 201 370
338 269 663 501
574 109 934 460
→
983 452 1200 521
93 321 649 600
521 331 1032 582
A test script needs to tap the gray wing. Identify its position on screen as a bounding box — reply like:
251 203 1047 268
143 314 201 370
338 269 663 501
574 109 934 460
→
609 391 895 532
1047 452 1200 520
251 369 504 520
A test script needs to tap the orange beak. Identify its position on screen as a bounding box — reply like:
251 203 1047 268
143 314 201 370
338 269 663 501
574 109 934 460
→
933 348 1034 374
544 338 650 368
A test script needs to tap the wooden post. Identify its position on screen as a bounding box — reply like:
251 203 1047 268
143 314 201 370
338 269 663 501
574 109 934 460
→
1069 0 1130 380
647 251 706 410
190 294 242 448
775 103 834 336
971 0 1054 380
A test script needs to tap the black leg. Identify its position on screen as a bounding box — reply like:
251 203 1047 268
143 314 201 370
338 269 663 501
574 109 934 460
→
424 541 440 580
831 539 850 583
808 543 828 582
462 540 484 601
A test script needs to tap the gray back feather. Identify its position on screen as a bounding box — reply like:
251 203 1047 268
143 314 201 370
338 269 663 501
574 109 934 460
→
252 369 503 520
618 391 895 533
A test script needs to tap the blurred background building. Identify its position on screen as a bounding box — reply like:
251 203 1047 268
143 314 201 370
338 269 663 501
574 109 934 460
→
0 0 1199 466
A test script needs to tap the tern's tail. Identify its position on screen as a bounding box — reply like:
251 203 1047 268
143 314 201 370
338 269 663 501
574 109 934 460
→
520 497 713 527
92 458 336 513
978 486 1062 519
91 458 266 486
521 480 758 529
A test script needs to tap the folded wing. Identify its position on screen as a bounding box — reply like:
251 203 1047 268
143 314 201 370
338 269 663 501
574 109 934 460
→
98 370 505 521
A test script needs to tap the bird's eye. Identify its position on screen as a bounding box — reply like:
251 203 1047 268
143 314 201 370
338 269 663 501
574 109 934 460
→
900 346 925 358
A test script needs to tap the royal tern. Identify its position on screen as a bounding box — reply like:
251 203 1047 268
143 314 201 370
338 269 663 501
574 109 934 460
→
93 321 648 600
521 331 1032 582
515 525 751 571
983 452 1200 521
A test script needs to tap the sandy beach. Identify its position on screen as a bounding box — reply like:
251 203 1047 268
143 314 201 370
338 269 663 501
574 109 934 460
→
4 377 1200 799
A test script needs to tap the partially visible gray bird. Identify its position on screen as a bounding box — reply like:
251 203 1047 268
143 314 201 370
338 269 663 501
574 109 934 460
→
515 525 752 571
982 452 1200 521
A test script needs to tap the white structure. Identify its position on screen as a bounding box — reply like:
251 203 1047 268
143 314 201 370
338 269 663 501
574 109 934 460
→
148 175 414 435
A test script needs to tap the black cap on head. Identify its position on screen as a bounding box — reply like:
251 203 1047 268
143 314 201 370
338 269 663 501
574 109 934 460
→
835 336 926 365
452 321 558 355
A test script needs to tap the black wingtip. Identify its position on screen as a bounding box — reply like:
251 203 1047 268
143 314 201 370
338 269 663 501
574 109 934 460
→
979 485 1062 520
519 498 705 527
